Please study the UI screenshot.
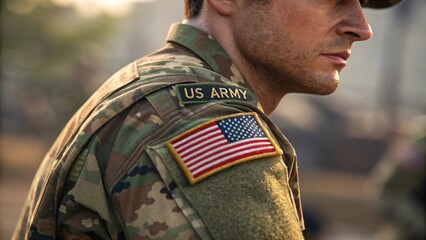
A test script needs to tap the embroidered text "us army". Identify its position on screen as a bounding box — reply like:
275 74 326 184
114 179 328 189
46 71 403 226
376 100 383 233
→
175 83 254 105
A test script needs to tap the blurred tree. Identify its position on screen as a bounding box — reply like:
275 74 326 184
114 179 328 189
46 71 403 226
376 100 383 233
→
1 0 124 141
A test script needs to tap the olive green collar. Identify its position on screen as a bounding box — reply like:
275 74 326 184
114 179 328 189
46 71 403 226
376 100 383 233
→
166 23 247 88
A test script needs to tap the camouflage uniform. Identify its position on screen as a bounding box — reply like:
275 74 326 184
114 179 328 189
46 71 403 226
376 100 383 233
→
13 23 304 239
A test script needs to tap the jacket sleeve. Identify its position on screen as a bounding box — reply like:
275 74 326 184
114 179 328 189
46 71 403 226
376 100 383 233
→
106 86 303 239
58 95 205 240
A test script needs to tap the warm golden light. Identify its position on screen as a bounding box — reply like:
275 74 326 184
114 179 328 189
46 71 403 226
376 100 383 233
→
5 0 156 16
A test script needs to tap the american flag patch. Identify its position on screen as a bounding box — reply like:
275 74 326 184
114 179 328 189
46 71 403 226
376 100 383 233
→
167 112 283 185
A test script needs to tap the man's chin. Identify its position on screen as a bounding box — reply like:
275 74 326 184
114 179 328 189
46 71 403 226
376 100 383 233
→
300 80 339 95
287 71 340 95
317 75 340 95
317 84 339 95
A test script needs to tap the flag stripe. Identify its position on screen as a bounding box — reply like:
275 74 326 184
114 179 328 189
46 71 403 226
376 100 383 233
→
187 140 272 169
181 137 228 160
175 127 221 153
192 147 276 177
178 131 225 157
172 122 217 148
185 138 271 167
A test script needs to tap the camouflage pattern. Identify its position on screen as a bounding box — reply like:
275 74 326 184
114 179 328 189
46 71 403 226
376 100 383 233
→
363 0 404 9
13 23 304 239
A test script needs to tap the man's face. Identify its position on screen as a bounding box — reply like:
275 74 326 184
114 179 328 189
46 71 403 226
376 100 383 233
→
232 0 373 95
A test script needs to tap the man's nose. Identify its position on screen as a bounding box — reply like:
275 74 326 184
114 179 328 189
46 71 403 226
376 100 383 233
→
336 2 373 42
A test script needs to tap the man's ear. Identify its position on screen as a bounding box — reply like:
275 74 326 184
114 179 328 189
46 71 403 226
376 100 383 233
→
206 0 236 16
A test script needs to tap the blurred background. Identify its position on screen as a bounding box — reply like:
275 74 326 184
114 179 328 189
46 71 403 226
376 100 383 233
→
1 0 425 239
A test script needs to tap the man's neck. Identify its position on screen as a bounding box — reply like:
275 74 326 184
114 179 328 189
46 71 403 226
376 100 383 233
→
182 18 284 116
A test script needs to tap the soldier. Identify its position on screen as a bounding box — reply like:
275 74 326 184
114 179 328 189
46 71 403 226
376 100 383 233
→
13 0 404 239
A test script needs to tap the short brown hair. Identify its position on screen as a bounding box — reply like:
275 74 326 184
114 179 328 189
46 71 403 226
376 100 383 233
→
184 0 204 19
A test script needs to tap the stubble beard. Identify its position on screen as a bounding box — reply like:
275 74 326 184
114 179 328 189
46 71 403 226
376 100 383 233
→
235 1 341 97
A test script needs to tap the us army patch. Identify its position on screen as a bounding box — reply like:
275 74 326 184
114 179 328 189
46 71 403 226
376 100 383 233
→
174 83 254 105
167 112 283 185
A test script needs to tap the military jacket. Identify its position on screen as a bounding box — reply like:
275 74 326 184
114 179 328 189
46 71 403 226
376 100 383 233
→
13 23 305 240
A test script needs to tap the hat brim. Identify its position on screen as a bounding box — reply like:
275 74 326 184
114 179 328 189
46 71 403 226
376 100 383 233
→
363 0 404 9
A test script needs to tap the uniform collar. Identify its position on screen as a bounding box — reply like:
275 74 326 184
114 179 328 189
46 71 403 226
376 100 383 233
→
166 23 249 89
